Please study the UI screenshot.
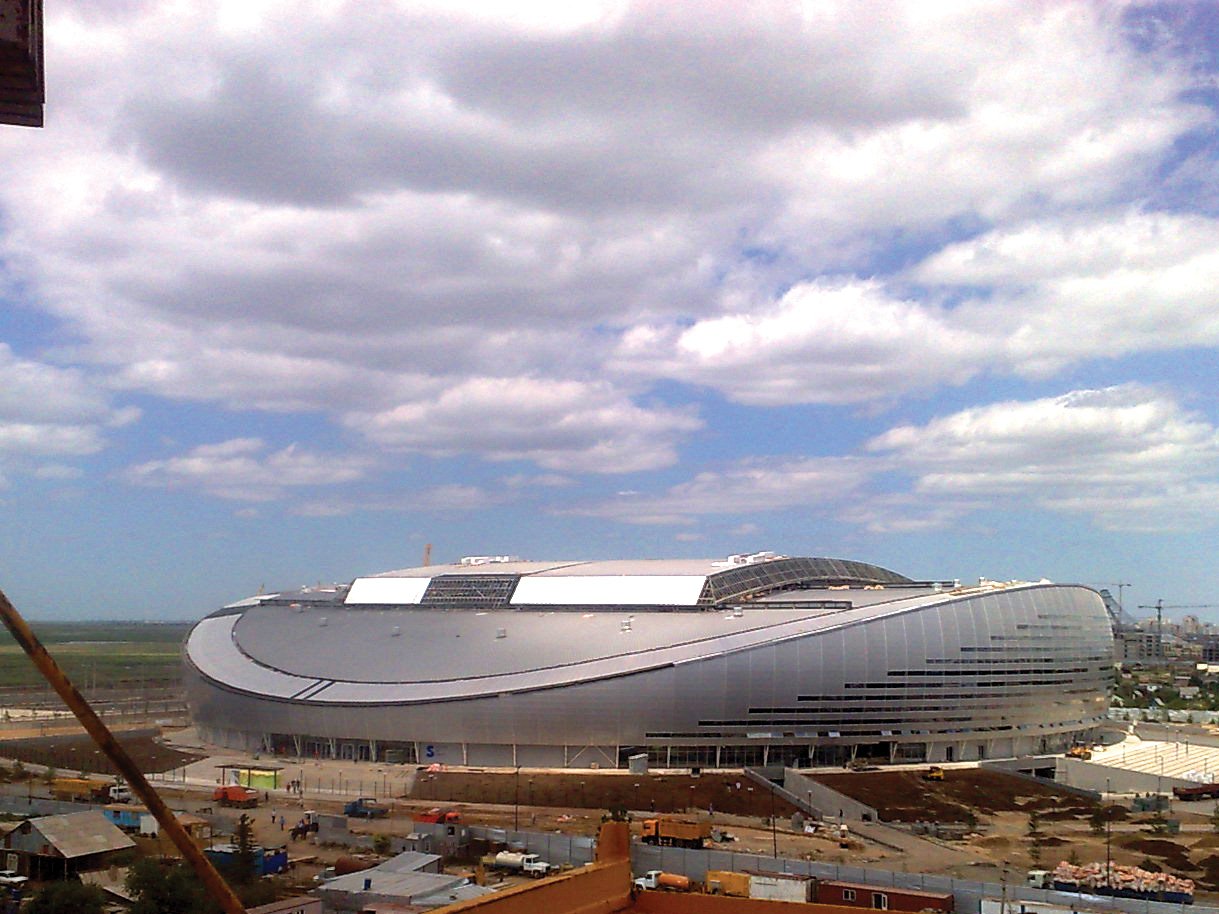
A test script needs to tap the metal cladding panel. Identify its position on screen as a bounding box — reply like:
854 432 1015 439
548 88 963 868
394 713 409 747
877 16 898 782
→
346 576 431 605
509 574 707 605
187 582 1113 756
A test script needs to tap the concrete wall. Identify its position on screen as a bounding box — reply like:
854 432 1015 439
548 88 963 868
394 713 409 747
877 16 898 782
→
781 769 877 822
438 860 632 914
1053 757 1183 794
634 894 861 913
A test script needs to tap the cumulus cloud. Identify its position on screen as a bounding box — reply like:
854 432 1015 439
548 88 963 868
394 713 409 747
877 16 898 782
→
1 2 1208 439
915 211 1219 375
0 344 135 473
124 438 372 501
573 457 871 524
347 377 701 473
868 385 1219 530
613 279 990 405
574 385 1219 534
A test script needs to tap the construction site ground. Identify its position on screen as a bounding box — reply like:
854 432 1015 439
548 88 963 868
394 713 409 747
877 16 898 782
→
6 725 1219 903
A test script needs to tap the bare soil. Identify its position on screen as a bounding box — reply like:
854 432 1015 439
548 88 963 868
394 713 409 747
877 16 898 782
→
411 769 801 818
809 768 1097 822
0 729 201 775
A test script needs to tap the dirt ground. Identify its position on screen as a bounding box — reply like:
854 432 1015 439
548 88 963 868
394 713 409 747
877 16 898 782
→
10 726 1219 904
0 729 201 776
411 768 800 818
811 767 1096 822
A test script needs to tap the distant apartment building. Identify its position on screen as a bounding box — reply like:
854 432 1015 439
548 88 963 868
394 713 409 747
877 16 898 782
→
1202 636 1219 665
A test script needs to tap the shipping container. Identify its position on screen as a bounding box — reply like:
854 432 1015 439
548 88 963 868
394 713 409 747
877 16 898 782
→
750 872 814 902
817 879 955 913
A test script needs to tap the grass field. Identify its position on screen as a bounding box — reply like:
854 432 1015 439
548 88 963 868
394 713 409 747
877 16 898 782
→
0 621 191 689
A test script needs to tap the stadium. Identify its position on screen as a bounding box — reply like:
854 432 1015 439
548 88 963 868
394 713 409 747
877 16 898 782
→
183 552 1115 769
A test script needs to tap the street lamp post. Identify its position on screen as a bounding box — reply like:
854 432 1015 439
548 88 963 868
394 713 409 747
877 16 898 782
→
514 767 520 832
1104 778 1112 884
770 783 778 858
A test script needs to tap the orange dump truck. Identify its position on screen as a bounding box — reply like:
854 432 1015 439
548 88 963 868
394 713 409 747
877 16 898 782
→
640 817 710 848
212 785 259 808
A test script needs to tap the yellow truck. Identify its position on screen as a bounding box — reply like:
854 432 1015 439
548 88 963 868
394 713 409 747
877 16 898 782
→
640 817 711 849
50 779 115 799
706 870 752 897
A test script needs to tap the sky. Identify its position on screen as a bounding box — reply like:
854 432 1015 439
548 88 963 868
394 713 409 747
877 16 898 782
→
1 0 1218 622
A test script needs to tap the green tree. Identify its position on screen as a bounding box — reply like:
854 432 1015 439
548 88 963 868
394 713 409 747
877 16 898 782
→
26 881 107 914
232 813 258 886
1089 806 1106 836
126 858 217 914
373 832 392 855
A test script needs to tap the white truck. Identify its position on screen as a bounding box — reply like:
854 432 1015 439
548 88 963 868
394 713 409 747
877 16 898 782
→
492 850 552 878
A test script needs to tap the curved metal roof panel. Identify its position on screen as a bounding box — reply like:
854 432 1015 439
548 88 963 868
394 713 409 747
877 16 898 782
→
185 582 1088 705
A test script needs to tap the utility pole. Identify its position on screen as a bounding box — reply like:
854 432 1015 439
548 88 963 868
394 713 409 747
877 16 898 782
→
0 586 247 914
770 783 778 858
1104 778 1112 882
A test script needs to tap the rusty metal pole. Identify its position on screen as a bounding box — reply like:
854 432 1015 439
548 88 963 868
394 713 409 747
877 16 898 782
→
0 587 246 914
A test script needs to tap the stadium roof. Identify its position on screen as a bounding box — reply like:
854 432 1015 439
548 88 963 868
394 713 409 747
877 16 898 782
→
342 553 915 609
189 578 1063 704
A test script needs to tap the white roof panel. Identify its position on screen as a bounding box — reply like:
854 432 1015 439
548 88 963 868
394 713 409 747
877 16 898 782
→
510 574 706 606
346 577 431 605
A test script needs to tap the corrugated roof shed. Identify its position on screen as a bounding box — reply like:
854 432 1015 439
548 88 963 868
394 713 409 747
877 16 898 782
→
376 850 442 873
25 811 135 858
317 868 465 900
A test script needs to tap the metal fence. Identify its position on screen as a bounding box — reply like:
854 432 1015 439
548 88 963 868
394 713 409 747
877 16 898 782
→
467 824 596 867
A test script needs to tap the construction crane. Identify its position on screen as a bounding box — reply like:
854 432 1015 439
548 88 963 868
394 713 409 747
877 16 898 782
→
1136 600 1219 662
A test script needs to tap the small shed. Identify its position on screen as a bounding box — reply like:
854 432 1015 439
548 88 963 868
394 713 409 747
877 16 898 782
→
376 850 443 875
2 811 135 879
218 764 282 790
